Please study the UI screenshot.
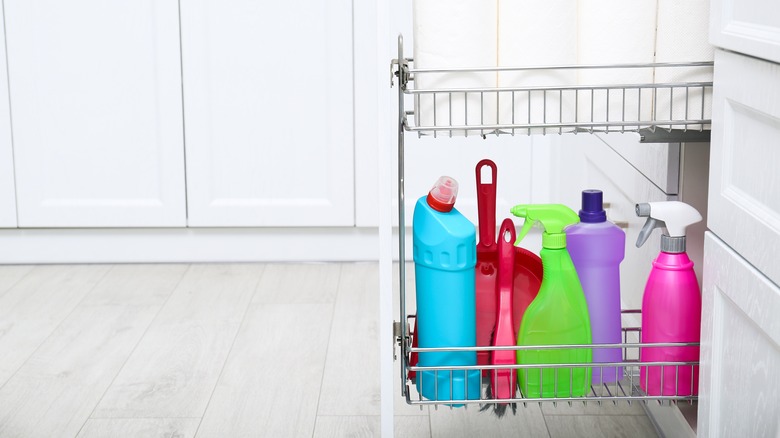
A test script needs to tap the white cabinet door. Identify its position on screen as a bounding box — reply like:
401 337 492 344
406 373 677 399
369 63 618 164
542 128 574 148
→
710 0 780 63
699 232 780 437
6 0 186 227
180 0 354 227
707 50 780 285
0 13 16 228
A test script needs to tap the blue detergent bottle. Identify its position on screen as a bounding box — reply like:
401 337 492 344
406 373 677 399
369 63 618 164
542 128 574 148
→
413 176 480 404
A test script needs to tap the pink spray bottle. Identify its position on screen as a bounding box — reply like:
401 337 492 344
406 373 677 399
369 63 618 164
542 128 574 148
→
635 201 702 396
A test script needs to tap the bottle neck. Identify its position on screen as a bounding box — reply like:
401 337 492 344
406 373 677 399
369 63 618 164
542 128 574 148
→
660 235 686 253
542 232 566 249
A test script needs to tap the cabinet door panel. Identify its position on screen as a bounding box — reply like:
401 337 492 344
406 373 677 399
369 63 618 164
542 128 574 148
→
710 0 780 63
699 232 780 437
0 13 16 228
708 50 780 285
181 0 354 226
6 0 186 227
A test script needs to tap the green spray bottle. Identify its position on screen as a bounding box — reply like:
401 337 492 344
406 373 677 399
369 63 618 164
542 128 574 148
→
511 204 592 398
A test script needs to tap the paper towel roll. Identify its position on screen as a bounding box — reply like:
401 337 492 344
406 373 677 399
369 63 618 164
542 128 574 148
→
498 0 577 134
578 0 657 129
654 0 714 130
413 0 498 135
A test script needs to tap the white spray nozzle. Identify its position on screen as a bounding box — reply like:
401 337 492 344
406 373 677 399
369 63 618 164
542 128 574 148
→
635 201 702 249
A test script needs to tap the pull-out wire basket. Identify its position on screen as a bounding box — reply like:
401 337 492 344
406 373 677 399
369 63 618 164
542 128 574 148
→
390 34 702 409
392 36 714 142
403 311 699 408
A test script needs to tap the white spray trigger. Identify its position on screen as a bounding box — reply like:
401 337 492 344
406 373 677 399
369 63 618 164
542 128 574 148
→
634 201 702 248
636 217 665 248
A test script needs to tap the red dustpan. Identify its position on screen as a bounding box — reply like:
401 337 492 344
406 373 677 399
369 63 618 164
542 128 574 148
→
475 160 543 371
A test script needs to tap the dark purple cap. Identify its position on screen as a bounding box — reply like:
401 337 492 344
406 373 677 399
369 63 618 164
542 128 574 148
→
579 189 607 223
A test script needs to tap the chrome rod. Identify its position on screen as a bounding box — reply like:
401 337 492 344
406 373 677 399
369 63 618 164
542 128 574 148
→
409 61 714 74
406 82 713 94
396 35 407 398
411 342 700 353
406 120 711 132
408 361 699 371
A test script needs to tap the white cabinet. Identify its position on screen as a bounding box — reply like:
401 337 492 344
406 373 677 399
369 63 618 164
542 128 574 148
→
0 14 16 228
707 50 780 286
180 0 354 227
710 0 780 63
699 49 780 437
5 0 186 227
699 232 780 437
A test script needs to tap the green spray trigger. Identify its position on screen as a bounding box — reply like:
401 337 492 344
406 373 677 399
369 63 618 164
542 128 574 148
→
514 217 536 246
511 204 580 249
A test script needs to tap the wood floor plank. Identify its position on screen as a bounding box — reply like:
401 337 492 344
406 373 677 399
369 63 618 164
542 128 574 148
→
77 418 200 438
393 415 432 438
0 264 187 438
0 265 111 385
0 265 34 298
544 414 658 438
318 263 381 416
195 303 333 438
313 415 431 438
428 404 550 438
92 264 263 419
251 263 341 304
318 263 427 417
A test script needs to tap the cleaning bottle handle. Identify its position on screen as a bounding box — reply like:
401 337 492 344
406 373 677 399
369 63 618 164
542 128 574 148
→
497 219 515 298
492 218 517 401
476 159 498 251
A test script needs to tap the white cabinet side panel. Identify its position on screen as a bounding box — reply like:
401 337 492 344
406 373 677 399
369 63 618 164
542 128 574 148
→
708 50 780 285
699 232 780 438
0 12 16 228
180 0 354 227
354 0 381 227
6 0 186 227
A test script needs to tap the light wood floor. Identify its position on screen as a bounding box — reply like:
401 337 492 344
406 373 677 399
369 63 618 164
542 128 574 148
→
0 263 658 437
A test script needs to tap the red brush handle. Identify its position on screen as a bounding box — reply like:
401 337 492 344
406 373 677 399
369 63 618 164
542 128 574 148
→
492 219 517 400
476 159 498 251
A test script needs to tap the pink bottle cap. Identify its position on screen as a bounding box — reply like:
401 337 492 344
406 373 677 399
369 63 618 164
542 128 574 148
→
427 176 458 212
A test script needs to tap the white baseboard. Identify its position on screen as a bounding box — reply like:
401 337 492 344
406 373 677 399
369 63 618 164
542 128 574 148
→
0 227 385 264
0 225 543 264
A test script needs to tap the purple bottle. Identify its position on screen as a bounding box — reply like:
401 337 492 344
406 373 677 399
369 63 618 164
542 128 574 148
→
566 190 626 383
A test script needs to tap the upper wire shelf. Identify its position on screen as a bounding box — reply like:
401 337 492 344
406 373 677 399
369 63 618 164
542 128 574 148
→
392 36 714 143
